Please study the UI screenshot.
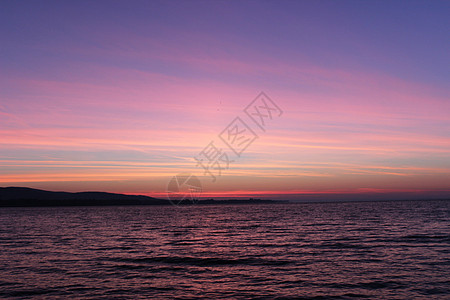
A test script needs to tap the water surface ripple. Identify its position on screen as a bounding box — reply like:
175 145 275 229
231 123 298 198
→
0 200 449 299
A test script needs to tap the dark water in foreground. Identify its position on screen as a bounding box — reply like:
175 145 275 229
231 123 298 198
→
0 200 449 299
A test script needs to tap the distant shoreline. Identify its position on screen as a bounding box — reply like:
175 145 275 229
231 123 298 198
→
0 187 286 207
1 187 448 208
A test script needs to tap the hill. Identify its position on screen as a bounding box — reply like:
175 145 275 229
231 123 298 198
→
0 187 168 207
0 187 284 207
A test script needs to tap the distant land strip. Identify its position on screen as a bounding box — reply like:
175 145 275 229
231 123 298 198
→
0 187 283 207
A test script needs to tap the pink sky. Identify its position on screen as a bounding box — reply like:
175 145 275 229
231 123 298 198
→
1 1 449 200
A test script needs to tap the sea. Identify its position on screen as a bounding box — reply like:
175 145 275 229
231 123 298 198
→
0 200 449 299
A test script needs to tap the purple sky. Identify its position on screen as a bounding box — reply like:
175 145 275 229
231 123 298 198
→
1 0 449 200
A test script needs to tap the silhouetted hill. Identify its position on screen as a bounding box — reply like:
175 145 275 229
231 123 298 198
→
0 187 168 207
0 187 286 207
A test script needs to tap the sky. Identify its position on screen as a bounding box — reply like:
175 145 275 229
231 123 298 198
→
1 0 449 201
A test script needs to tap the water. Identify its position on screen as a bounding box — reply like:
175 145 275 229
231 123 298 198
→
0 200 449 299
